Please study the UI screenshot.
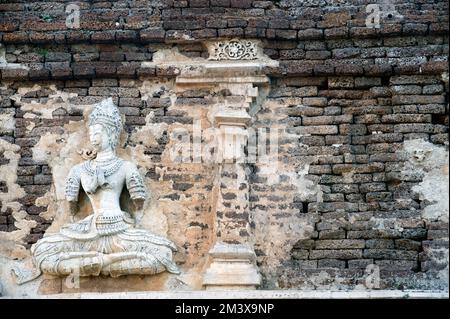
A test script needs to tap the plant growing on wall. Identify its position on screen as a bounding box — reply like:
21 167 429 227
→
36 48 49 58
40 13 53 23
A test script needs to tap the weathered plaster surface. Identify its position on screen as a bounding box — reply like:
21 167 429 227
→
403 139 449 222
0 112 15 136
0 43 29 70
251 98 321 288
1 45 448 295
11 85 78 120
0 139 33 255
0 139 38 297
402 139 449 289
3 77 225 294
135 80 217 283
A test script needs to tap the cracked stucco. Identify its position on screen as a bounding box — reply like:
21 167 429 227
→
0 139 34 257
5 77 220 293
252 98 321 287
11 84 79 120
0 139 39 297
402 139 449 290
402 139 449 222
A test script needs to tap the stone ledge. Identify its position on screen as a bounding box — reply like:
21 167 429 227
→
9 290 448 299
0 27 448 46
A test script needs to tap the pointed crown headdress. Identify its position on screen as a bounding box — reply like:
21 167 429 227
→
88 98 122 149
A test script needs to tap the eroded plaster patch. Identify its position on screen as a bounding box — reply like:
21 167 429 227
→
0 256 41 297
11 85 79 120
0 111 15 135
31 124 87 232
24 91 216 290
0 139 34 256
402 139 449 290
0 139 39 297
128 113 168 150
140 79 176 101
0 43 29 70
403 139 449 222
252 98 321 285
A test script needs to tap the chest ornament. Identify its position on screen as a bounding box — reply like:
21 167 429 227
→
81 157 124 194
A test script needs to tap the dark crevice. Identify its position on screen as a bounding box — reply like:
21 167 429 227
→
302 202 309 214
381 76 390 86
431 114 448 125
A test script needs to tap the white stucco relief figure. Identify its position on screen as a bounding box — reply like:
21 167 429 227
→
13 98 180 284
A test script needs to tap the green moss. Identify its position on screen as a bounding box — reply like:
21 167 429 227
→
36 48 49 58
40 13 53 23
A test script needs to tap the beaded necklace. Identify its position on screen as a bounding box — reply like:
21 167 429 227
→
82 157 124 177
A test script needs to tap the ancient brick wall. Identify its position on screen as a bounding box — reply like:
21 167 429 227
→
0 0 448 294
253 74 448 290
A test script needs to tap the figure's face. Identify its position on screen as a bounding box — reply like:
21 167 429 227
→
89 124 110 152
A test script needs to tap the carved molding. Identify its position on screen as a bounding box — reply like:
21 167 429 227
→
214 109 251 128
207 39 258 61
141 40 277 82
203 242 261 290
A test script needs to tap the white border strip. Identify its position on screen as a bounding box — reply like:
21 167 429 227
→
28 290 449 299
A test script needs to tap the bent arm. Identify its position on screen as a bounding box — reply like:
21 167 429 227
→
65 165 81 214
126 164 147 201
125 163 147 213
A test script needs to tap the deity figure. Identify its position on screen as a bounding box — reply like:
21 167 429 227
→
13 98 179 284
